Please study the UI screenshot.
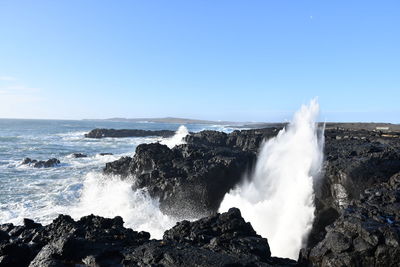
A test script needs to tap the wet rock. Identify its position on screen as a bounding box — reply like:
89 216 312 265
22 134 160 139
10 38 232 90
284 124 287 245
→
164 208 272 261
1 209 294 267
103 128 281 217
21 158 60 168
301 172 400 266
310 128 400 247
71 153 87 158
99 152 113 156
104 142 256 217
22 157 35 165
0 231 9 243
85 128 175 138
103 126 400 241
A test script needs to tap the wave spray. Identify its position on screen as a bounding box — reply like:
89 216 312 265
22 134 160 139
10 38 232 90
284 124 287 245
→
219 99 324 259
161 125 189 148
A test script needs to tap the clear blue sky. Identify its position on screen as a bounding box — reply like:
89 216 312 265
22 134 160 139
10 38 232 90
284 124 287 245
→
0 1 399 122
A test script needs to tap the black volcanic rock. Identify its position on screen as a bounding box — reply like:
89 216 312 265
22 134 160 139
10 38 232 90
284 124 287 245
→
71 153 87 158
300 172 400 266
309 128 400 247
85 128 176 138
127 208 296 266
21 158 60 168
104 143 256 217
0 214 150 267
103 128 281 217
163 208 272 261
98 152 113 156
0 209 294 267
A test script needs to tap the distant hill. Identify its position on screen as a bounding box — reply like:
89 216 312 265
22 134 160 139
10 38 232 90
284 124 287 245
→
83 117 400 131
90 117 261 125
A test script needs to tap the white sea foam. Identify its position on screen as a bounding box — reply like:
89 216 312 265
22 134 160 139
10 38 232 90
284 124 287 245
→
219 99 324 259
69 172 176 238
161 125 189 148
0 171 177 239
57 131 87 141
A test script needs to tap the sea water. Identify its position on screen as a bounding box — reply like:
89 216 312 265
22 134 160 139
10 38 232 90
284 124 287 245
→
0 119 229 238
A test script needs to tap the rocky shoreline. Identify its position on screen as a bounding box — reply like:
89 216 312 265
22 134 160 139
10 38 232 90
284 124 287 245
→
2 125 400 266
85 128 176 138
0 208 297 266
102 126 400 266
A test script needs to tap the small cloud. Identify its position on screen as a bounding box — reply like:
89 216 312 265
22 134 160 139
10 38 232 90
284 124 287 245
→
310 15 313 19
0 76 16 81
0 77 43 105
2 85 40 93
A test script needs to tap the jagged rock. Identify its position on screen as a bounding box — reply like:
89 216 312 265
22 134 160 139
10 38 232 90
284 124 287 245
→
104 142 256 217
0 209 294 267
103 126 400 237
85 128 175 138
103 128 280 217
164 208 272 261
21 158 60 168
300 172 400 266
124 208 296 266
0 214 149 267
310 128 400 247
100 126 400 265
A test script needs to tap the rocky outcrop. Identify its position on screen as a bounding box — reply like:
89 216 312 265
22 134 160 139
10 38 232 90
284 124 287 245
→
163 208 298 266
103 126 400 264
300 172 400 266
310 128 400 247
85 128 176 138
0 208 295 267
21 158 60 168
104 128 281 217
105 142 255 218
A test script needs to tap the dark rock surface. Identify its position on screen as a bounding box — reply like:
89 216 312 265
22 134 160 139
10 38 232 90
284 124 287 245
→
104 128 280 217
21 158 60 168
0 208 295 267
300 172 400 266
85 128 176 138
103 125 400 265
310 128 400 247
99 152 113 156
71 153 87 158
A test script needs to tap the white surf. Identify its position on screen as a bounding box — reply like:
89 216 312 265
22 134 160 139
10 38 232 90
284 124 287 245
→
219 99 324 259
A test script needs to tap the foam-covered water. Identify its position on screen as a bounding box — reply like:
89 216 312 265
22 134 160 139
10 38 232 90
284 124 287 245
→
0 119 228 238
219 99 324 259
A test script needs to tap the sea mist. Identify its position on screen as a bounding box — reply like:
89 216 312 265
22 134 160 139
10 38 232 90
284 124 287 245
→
219 99 324 259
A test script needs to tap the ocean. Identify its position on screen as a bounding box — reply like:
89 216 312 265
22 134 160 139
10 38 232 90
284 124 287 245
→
0 119 230 238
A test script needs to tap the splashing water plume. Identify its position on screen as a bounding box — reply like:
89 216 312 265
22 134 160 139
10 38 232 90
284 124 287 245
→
70 172 177 238
219 99 324 259
161 125 189 148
